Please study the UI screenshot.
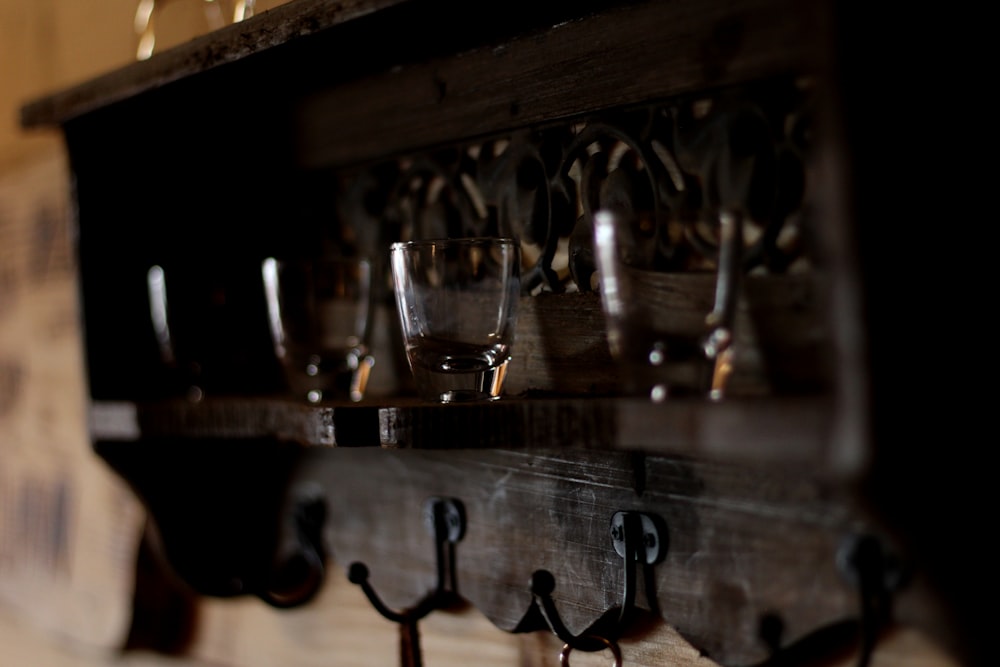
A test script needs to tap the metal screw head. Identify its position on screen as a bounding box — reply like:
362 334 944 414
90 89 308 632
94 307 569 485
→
836 532 906 592
424 496 466 543
610 511 666 565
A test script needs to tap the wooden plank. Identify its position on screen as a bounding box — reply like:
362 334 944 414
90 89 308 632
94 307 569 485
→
90 396 838 473
506 292 619 396
23 0 832 169
90 397 379 447
293 447 906 666
615 396 844 471
378 397 618 449
18 0 410 128
294 0 829 168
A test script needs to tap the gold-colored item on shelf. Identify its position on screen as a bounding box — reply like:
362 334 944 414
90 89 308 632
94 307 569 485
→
134 0 256 60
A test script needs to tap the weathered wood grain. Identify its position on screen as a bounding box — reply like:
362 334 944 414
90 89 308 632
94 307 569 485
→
293 0 830 169
18 0 410 128
293 446 893 666
19 0 836 186
5 0 977 665
90 394 842 477
506 291 619 396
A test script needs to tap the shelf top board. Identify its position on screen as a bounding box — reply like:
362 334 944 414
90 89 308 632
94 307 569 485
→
21 0 831 134
19 0 409 129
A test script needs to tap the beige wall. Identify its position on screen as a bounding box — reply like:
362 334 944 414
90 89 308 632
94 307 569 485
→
3 0 138 168
1 0 140 655
0 2 294 665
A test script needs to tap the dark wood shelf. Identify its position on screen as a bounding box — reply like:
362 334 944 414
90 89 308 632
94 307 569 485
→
90 393 851 475
19 0 410 128
23 0 983 664
21 0 832 172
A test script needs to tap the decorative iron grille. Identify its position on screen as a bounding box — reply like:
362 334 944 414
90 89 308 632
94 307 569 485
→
331 74 817 295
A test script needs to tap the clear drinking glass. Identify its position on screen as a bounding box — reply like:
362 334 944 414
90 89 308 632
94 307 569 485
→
389 238 521 403
147 262 268 400
593 209 742 402
262 256 375 403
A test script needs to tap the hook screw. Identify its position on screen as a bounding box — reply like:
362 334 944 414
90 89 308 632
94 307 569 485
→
532 510 667 654
424 496 465 543
836 533 906 593
610 511 666 565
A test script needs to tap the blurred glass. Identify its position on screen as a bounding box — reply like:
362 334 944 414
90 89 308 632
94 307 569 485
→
593 209 742 402
262 256 375 404
147 261 270 400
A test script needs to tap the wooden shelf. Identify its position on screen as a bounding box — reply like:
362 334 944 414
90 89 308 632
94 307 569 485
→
91 397 887 667
89 394 853 475
19 0 410 128
21 0 832 172
22 0 982 664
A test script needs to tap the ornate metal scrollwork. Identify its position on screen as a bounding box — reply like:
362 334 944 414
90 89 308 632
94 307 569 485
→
334 75 815 294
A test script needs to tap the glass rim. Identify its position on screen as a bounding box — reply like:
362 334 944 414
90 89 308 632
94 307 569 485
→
263 255 372 266
390 237 519 251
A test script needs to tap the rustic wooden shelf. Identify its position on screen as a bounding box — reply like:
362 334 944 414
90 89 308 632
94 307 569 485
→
21 0 832 171
90 394 851 475
19 0 410 128
22 0 984 664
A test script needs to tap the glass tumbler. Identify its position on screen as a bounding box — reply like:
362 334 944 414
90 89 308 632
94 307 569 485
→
593 209 742 402
389 238 521 403
262 256 375 403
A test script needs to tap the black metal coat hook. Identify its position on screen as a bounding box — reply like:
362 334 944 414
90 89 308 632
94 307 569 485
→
740 533 907 667
258 491 328 609
347 497 466 667
837 533 905 667
531 511 666 653
751 533 907 667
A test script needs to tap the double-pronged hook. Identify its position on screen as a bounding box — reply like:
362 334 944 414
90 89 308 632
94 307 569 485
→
837 533 904 667
752 532 906 667
348 496 466 667
531 511 666 653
